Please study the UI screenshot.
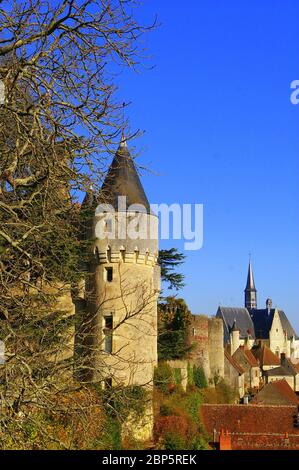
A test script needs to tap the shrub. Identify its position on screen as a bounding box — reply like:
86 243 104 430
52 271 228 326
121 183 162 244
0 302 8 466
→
193 366 207 389
154 362 173 393
187 362 194 385
164 432 186 450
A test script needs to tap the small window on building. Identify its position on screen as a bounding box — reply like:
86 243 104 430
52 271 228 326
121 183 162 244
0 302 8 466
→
193 328 197 336
103 315 113 353
105 267 113 282
276 329 278 333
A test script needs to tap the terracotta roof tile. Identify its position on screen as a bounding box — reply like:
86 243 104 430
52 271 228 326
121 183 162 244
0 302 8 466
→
251 344 280 366
224 350 245 374
252 380 299 406
201 404 299 435
233 345 259 367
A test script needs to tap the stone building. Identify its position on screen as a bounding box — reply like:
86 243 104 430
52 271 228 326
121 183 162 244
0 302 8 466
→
232 345 260 390
217 261 299 360
224 350 245 399
75 137 160 440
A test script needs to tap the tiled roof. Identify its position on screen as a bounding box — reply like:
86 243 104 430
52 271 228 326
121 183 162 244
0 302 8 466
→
224 350 245 374
217 307 255 342
252 380 299 406
243 348 259 367
233 346 259 367
201 404 299 435
251 344 280 366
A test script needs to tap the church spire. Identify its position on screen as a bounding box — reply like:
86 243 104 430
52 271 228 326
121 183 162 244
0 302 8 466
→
244 260 257 310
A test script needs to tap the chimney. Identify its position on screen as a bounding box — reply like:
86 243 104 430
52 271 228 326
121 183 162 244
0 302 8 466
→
280 353 286 364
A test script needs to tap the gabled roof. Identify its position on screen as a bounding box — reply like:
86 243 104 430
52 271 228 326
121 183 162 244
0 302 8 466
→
233 346 259 367
251 344 280 366
252 380 298 406
224 350 245 374
250 308 298 340
216 307 255 343
100 140 151 213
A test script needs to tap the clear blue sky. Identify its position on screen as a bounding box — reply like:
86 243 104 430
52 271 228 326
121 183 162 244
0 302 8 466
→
114 1 299 330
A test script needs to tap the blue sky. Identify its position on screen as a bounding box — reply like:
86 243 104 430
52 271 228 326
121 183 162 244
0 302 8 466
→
114 1 299 330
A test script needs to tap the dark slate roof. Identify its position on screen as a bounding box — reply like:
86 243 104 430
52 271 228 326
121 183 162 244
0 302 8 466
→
249 309 298 340
265 365 294 377
100 141 151 213
216 307 255 343
245 261 256 292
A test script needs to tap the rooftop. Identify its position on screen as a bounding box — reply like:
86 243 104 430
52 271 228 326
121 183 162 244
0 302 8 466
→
252 380 299 406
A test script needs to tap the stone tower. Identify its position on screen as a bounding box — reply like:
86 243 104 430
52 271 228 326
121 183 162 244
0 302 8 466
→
76 137 160 392
244 260 257 310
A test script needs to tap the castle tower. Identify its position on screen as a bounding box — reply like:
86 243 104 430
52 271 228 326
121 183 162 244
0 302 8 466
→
77 137 160 392
244 260 257 310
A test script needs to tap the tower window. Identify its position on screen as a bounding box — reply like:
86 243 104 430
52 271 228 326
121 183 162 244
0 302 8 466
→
105 267 113 282
103 315 113 353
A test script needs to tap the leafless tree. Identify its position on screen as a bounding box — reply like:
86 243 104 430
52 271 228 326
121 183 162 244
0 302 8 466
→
0 0 156 449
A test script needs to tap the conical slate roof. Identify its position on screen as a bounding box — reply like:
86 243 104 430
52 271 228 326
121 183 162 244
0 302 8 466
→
245 261 256 292
100 139 150 213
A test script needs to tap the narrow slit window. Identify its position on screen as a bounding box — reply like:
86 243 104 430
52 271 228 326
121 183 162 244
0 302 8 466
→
104 315 113 353
105 267 113 282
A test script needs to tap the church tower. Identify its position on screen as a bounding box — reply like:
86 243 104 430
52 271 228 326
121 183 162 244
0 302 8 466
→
244 260 257 310
77 136 160 393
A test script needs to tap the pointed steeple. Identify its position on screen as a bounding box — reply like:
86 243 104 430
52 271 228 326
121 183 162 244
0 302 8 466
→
100 135 151 213
244 260 257 310
246 260 256 291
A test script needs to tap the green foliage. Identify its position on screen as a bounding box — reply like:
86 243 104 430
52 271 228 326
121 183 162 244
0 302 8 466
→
101 385 147 421
187 363 194 385
193 366 207 389
154 387 208 450
158 248 185 291
173 368 182 385
158 297 192 360
154 362 173 393
98 416 122 450
164 432 186 450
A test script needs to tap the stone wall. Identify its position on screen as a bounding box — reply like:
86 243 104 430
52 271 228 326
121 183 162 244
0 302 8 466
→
208 317 224 381
166 359 188 390
187 315 210 380
186 315 224 384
